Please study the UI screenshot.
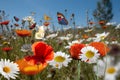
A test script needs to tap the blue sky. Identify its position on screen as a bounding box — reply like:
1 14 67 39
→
0 0 120 29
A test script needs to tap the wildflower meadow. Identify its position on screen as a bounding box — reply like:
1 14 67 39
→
0 0 120 80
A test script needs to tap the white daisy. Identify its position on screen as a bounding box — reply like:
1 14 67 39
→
46 32 58 39
47 74 52 78
66 34 73 39
94 32 109 42
63 27 71 31
94 56 120 80
115 24 120 29
65 39 84 49
111 41 118 44
79 46 100 64
23 16 35 25
106 22 116 26
104 41 110 44
48 51 72 69
0 59 19 80
58 36 70 41
84 28 93 32
75 34 79 38
86 37 94 42
68 40 84 45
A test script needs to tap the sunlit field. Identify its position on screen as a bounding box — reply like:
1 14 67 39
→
0 15 120 80
0 0 120 80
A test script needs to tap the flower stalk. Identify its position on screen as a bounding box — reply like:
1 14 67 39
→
77 60 81 80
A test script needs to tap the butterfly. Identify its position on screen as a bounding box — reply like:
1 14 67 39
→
57 12 68 25
29 23 36 29
14 16 19 22
44 15 51 21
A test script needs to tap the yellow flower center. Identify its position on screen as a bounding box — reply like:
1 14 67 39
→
24 66 38 72
36 33 41 37
3 66 11 73
54 56 65 62
106 67 116 74
100 36 105 40
3 42 9 45
55 64 59 67
85 51 94 58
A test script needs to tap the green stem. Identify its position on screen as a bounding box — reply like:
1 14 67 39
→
0 76 3 80
6 51 10 59
96 60 99 80
77 60 81 80
1 25 5 35
61 25 64 35
22 37 25 44
29 75 34 80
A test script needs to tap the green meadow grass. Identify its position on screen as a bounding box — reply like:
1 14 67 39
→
0 26 120 80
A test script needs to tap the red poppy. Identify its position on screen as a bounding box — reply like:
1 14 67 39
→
43 21 50 26
16 41 54 75
31 41 54 64
99 20 105 25
2 47 12 52
83 34 89 39
89 22 94 25
70 43 85 59
0 20 10 25
89 42 109 56
102 25 108 29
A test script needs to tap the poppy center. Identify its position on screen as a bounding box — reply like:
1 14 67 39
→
85 51 94 58
107 67 116 74
3 66 11 73
54 56 65 62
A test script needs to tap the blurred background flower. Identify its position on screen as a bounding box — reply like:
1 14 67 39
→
21 44 32 53
94 56 120 80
